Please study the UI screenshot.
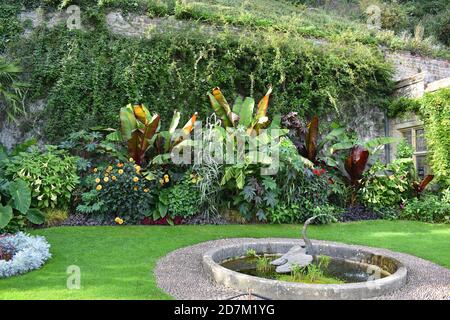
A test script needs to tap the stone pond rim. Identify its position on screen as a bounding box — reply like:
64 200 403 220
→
202 240 408 300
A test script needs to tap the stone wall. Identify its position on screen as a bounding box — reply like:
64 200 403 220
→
386 51 450 84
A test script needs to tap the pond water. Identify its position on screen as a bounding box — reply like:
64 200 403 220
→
221 254 391 284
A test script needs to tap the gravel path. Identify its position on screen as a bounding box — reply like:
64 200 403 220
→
155 238 450 300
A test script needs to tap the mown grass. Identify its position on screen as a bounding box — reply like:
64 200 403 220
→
0 220 448 300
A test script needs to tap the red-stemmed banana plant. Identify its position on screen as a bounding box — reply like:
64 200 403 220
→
344 145 370 205
120 103 160 166
298 115 319 163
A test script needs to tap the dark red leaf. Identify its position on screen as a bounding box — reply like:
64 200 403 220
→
345 145 369 186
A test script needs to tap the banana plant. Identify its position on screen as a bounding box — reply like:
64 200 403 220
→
344 145 370 187
119 103 160 165
298 115 319 163
341 145 370 205
152 110 198 164
207 86 273 135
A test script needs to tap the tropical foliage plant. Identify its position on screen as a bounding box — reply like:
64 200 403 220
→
0 178 44 233
4 146 79 209
119 103 160 166
207 86 273 135
152 110 198 164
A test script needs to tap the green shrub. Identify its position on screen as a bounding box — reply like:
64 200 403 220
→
4 146 79 209
166 174 201 219
387 96 421 118
400 194 450 223
267 202 340 224
76 159 158 223
395 138 414 159
359 160 412 210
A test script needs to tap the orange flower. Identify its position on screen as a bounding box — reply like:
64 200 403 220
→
117 162 124 168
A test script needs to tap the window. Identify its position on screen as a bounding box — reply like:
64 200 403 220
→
400 127 431 179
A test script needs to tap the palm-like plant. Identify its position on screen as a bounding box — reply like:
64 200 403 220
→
207 86 273 135
0 57 27 122
119 103 160 165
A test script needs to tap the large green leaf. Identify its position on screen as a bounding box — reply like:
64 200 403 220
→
105 130 122 142
26 208 45 225
255 86 272 120
0 204 13 229
9 179 31 214
169 110 181 134
238 97 255 128
208 92 232 127
363 137 400 154
139 114 161 157
119 104 137 141
232 96 244 115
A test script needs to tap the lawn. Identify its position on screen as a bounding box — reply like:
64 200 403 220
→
0 220 449 300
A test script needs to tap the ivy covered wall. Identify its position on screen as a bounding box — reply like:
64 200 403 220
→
420 88 450 184
2 1 395 144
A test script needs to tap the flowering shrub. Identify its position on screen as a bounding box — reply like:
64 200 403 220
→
4 146 79 209
0 232 51 278
76 159 158 223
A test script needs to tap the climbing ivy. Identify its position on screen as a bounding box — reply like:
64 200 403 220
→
420 88 450 184
4 2 394 143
